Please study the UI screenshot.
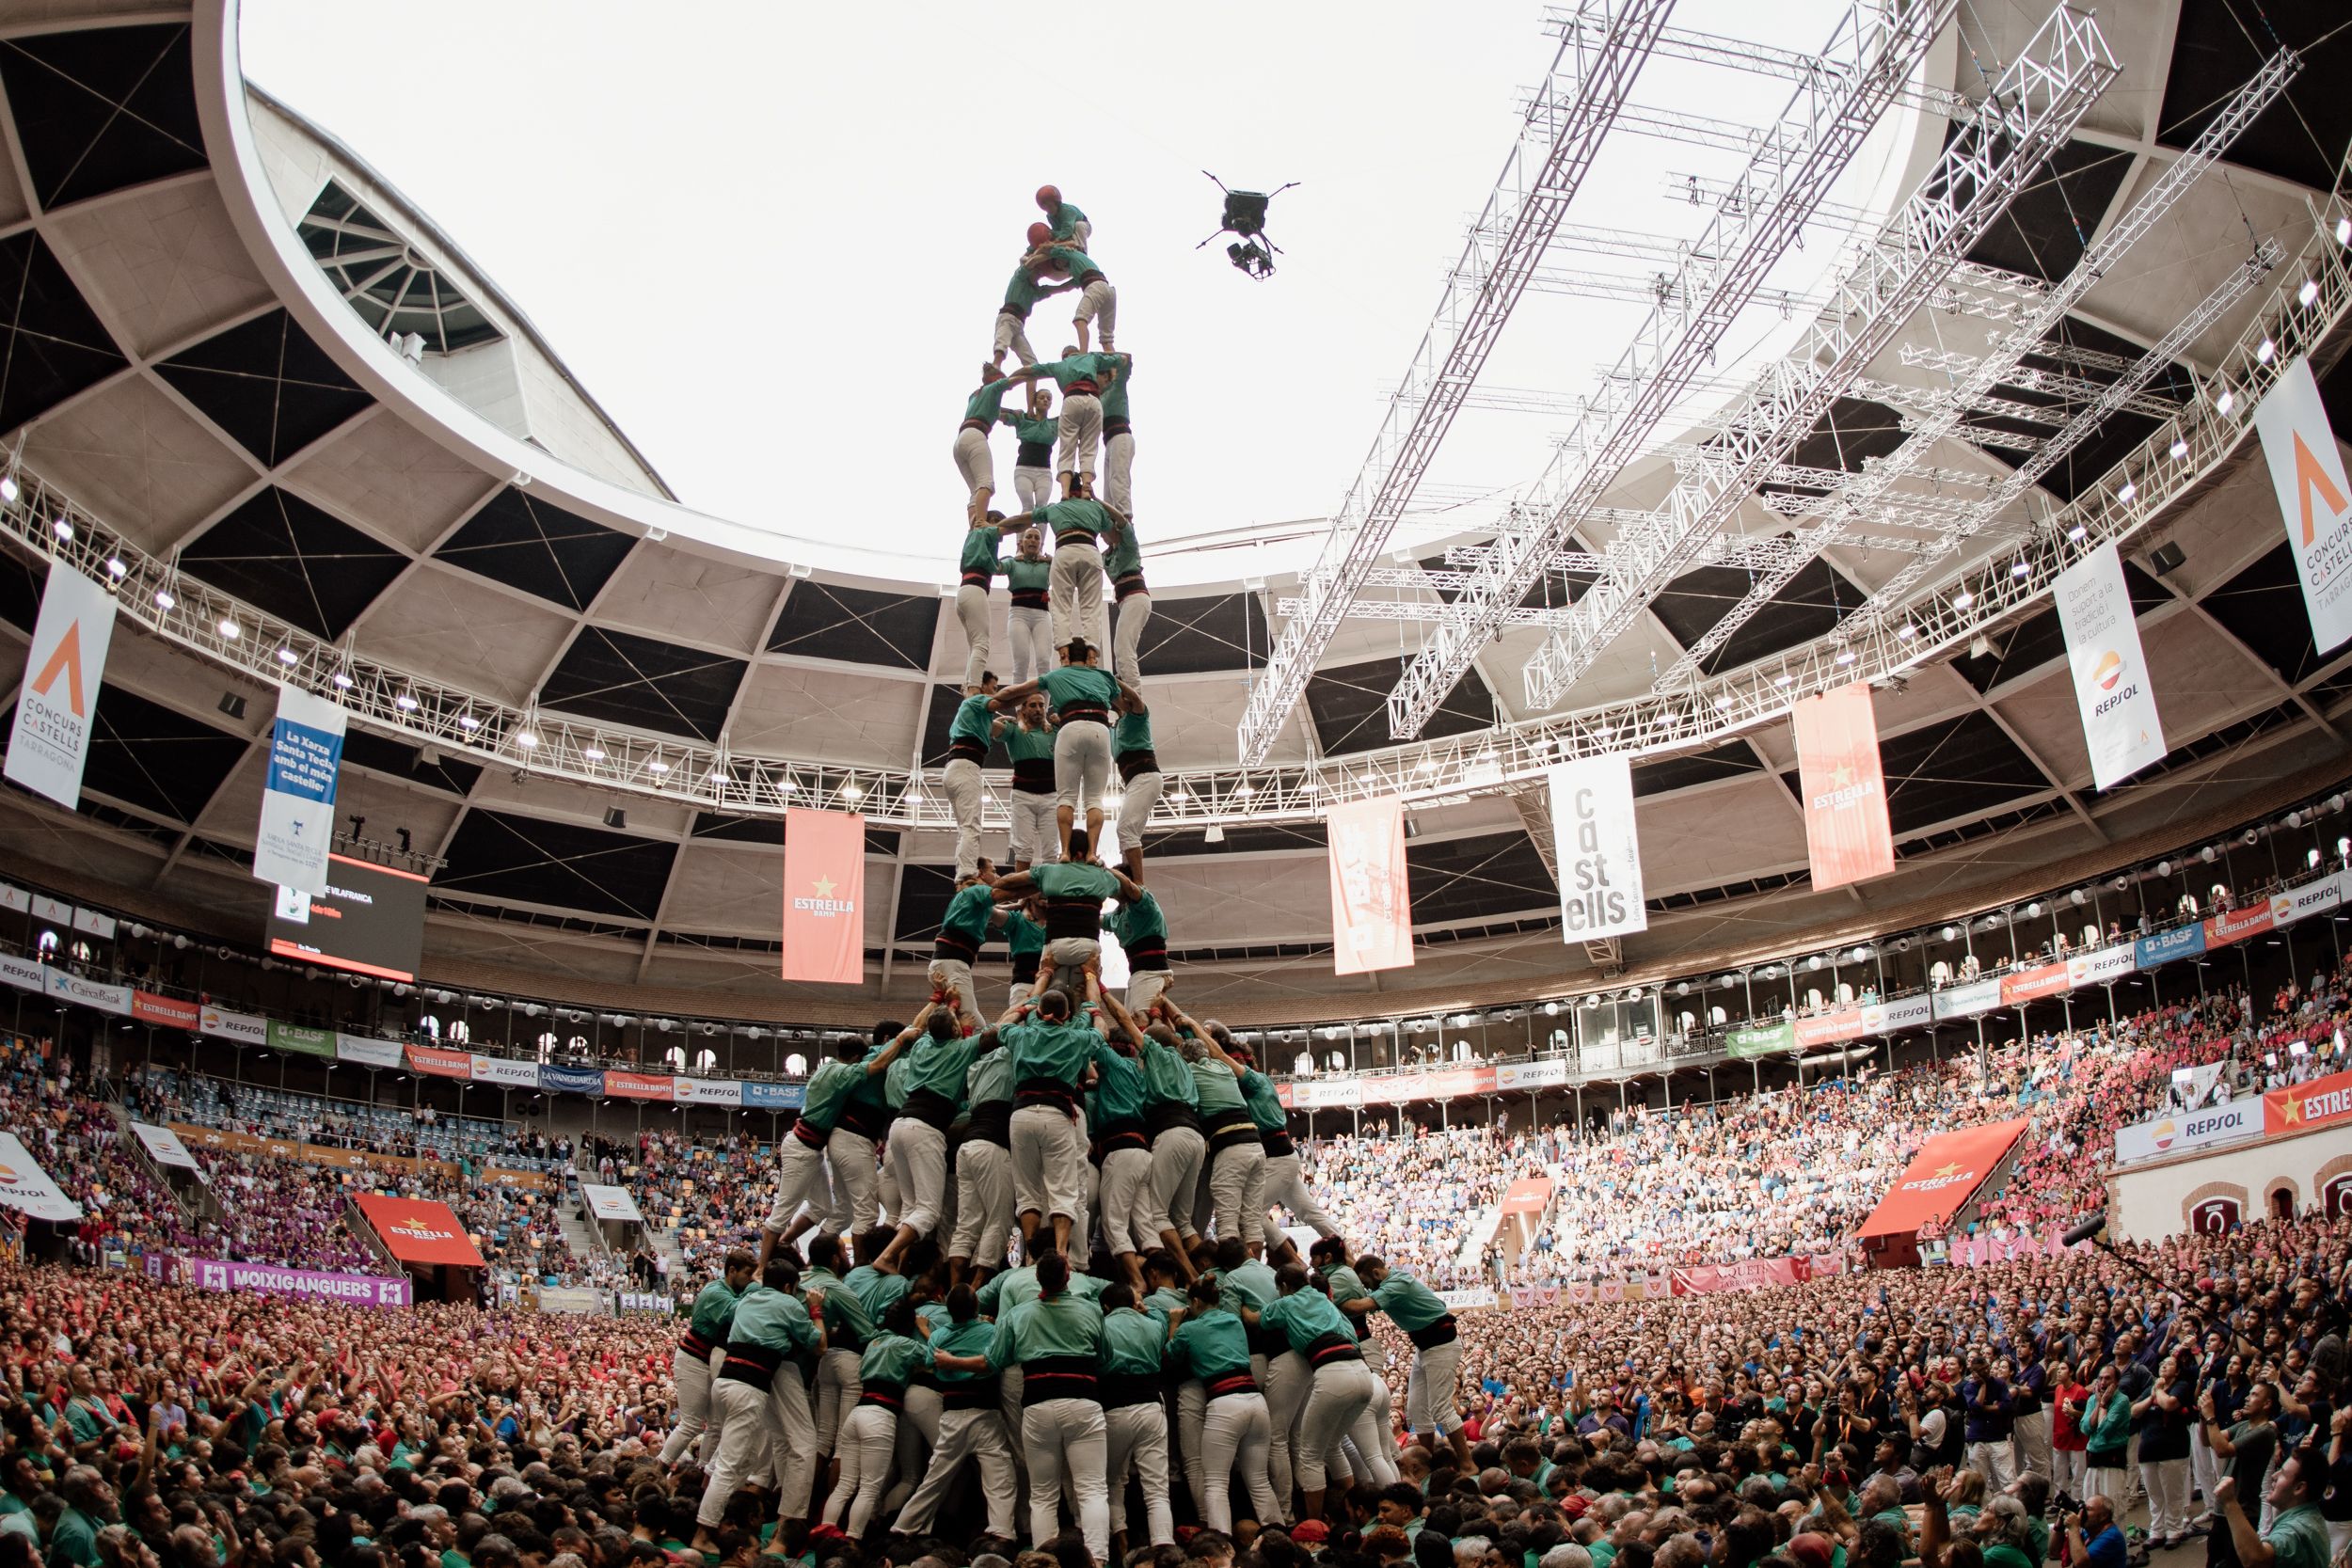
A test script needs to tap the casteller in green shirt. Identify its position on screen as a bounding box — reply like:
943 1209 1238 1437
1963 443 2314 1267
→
1036 497 1112 547
963 376 1018 426
1040 663 1119 719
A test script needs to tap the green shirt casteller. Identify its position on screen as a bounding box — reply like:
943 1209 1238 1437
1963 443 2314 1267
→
1040 663 1119 716
947 692 1000 751
963 378 1017 425
1370 1269 1452 1332
989 1291 1106 1366
960 526 1004 580
687 1278 741 1344
1170 1307 1253 1380
1005 555 1052 595
1037 496 1111 546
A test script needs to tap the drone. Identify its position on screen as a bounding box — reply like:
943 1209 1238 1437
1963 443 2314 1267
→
1196 171 1297 279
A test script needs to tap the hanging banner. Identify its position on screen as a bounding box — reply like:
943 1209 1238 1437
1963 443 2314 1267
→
132 991 198 1029
672 1076 743 1106
1326 794 1414 975
167 1257 410 1307
47 969 127 1015
604 1070 675 1101
335 1036 402 1069
0 954 40 991
252 687 346 895
743 1080 805 1110
2251 354 2352 656
2205 900 2275 948
2265 1068 2352 1137
780 808 866 985
405 1043 471 1079
1860 993 1933 1035
129 1121 200 1171
1792 684 1896 890
349 1195 485 1266
539 1063 606 1095
201 1006 266 1044
469 1054 540 1088
266 1020 336 1057
71 908 114 939
1496 1057 1572 1090
2270 872 2346 928
0 882 25 911
1855 1118 2028 1238
2067 944 2137 987
1547 755 1646 941
2053 542 2167 788
1286 1077 1366 1108
0 1132 81 1221
580 1183 644 1223
1999 961 2070 1006
1932 975 2003 1019
2137 923 2206 971
4 563 116 811
1726 1020 1795 1057
2114 1099 2263 1164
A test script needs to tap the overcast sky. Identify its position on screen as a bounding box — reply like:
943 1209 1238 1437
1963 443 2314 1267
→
239 0 1889 586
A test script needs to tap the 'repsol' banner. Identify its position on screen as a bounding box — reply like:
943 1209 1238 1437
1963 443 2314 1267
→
1547 754 1646 942
2251 354 2352 656
252 686 346 895
5 563 116 810
2053 542 2167 789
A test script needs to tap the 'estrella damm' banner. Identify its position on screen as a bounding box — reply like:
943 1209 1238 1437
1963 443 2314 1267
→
781 807 866 984
1792 683 1895 891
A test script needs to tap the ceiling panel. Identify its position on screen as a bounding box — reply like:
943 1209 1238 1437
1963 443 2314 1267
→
1305 655 1494 757
2201 542 2328 686
153 309 373 467
1956 559 2170 693
44 179 273 360
1135 592 1272 675
285 409 498 554
177 485 405 640
0 230 126 436
730 661 923 768
429 486 637 611
1405 828 1558 925
539 626 750 744
1963 136 2134 281
354 567 576 708
766 580 939 671
2159 0 2352 193
39 683 247 822
0 24 204 210
1633 740 1766 797
437 808 678 922
1871 710 2054 836
595 540 786 654
18 373 255 554
339 727 483 798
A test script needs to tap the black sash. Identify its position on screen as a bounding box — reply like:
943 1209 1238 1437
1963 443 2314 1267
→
1015 1077 1079 1114
721 1341 784 1388
1024 1354 1099 1403
1116 751 1159 782
1044 902 1101 940
901 1087 960 1132
964 1101 1012 1147
1208 1117 1260 1152
1100 1371 1161 1409
1408 1315 1459 1351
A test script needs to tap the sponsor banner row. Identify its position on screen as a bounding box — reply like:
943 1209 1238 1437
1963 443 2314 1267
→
2113 1099 2265 1164
149 1254 410 1307
2265 1067 2352 1137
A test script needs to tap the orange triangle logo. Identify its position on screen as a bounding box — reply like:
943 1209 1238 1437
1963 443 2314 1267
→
2292 430 2348 546
28 621 85 718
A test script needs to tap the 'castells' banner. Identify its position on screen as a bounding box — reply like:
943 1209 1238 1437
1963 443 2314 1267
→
4 563 116 810
252 686 346 895
2053 542 2167 789
1547 755 1645 941
2252 355 2352 657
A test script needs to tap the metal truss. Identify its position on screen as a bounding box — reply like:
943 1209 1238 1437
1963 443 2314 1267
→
0 177 2340 838
1899 344 2187 416
1543 6 1975 119
1503 5 2115 719
1232 0 1678 768
1654 47 2296 687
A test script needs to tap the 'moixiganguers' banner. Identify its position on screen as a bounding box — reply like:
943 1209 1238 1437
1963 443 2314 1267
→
5 563 116 810
159 1256 411 1307
2253 355 2352 657
1547 755 1645 941
2054 541 2167 788
253 687 346 895
1326 794 1413 975
1792 684 1895 891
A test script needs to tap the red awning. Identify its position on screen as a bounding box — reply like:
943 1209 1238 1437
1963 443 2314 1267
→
1499 1177 1554 1215
1855 1118 2027 1239
351 1194 485 1267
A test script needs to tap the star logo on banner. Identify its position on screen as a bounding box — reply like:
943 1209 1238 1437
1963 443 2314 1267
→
1831 764 1856 788
812 876 837 898
2280 1094 2303 1127
1931 1162 1962 1178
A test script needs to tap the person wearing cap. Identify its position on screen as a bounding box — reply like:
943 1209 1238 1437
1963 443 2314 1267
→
690 1256 825 1556
1106 683 1162 887
876 1002 979 1274
1167 1274 1281 1533
657 1249 755 1469
1096 1281 1176 1557
946 1030 1016 1290
1239 1262 1397 1518
818 1299 932 1539
955 368 1020 528
982 1250 1110 1562
1342 1254 1471 1472
1036 185 1090 250
943 677 1009 882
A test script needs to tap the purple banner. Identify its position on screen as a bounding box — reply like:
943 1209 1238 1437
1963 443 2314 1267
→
153 1255 412 1307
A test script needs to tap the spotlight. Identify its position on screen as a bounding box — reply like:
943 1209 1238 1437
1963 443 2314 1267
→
395 691 419 711
2256 337 2276 365
276 647 297 666
2169 436 2188 460
217 691 246 721
0 474 16 502
582 746 606 761
2011 559 2031 578
1952 590 1974 610
104 558 125 580
516 731 539 750
1897 623 1916 641
2300 277 2320 308
2337 215 2351 245
395 828 411 853
217 616 239 638
2068 524 2088 543
332 671 353 689
154 588 174 610
51 517 70 542
604 807 627 830
2216 388 2235 416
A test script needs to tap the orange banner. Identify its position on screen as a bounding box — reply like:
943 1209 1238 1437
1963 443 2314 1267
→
2000 962 2070 1006
1793 684 1896 891
404 1043 472 1079
2205 901 2275 948
350 1194 485 1267
1326 795 1414 975
781 808 867 985
2265 1069 2352 1136
1856 1118 2027 1239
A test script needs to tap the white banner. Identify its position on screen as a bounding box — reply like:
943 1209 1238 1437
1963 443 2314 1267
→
0 954 40 992
130 1121 199 1171
199 1006 266 1044
253 687 347 895
672 1076 744 1105
1289 1078 1364 1109
1932 975 2004 1020
1548 755 1646 941
1435 1287 1500 1312
335 1036 402 1069
469 1053 541 1087
2053 542 2167 789
1859 993 1933 1034
2269 872 2345 928
0 883 25 913
580 1182 644 1223
46 968 127 1015
70 907 114 939
5 564 116 811
2113 1098 2263 1164
0 1132 81 1221
1497 1057 1573 1090
2253 355 2352 656
2067 943 2137 987
31 895 70 924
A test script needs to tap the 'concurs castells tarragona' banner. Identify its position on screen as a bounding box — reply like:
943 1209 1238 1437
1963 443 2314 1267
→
2252 355 2352 657
4 563 115 811
2053 541 2167 789
1546 754 1645 942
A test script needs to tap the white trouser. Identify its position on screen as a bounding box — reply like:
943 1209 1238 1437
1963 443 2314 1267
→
771 1370 820 1519
1051 538 1104 651
1014 465 1053 513
955 585 993 690
1263 1151 1340 1240
2053 1446 2087 1500
2012 1407 2052 1482
1116 770 1162 856
1057 393 1104 478
2084 1463 2129 1508
1124 966 1172 1019
1406 1337 1464 1437
766 1132 835 1235
993 309 1036 367
885 1116 949 1237
1214 1142 1270 1250
1263 1350 1310 1516
954 425 995 501
1009 605 1052 684
1075 280 1117 348
2142 1455 2190 1538
927 958 981 1029
1043 937 1102 982
815 1346 862 1458
1009 792 1058 865
1011 1103 1087 1222
949 1137 1014 1264
1113 585 1149 686
1177 1379 1209 1518
882 1383 941 1516
1104 1401 1176 1545
1068 220 1092 249
825 1129 879 1234
1150 1125 1206 1241
877 1159 902 1230
820 1402 897 1534
943 758 986 880
1055 720 1112 814
1104 429 1136 518
659 1343 725 1465
1200 1389 1279 1534
892 1404 1017 1538
1297 1357 1386 1492
1966 1438 2017 1490
2191 1428 2218 1512
1098 1145 1156 1256
1025 1397 1109 1562
697 1377 777 1528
